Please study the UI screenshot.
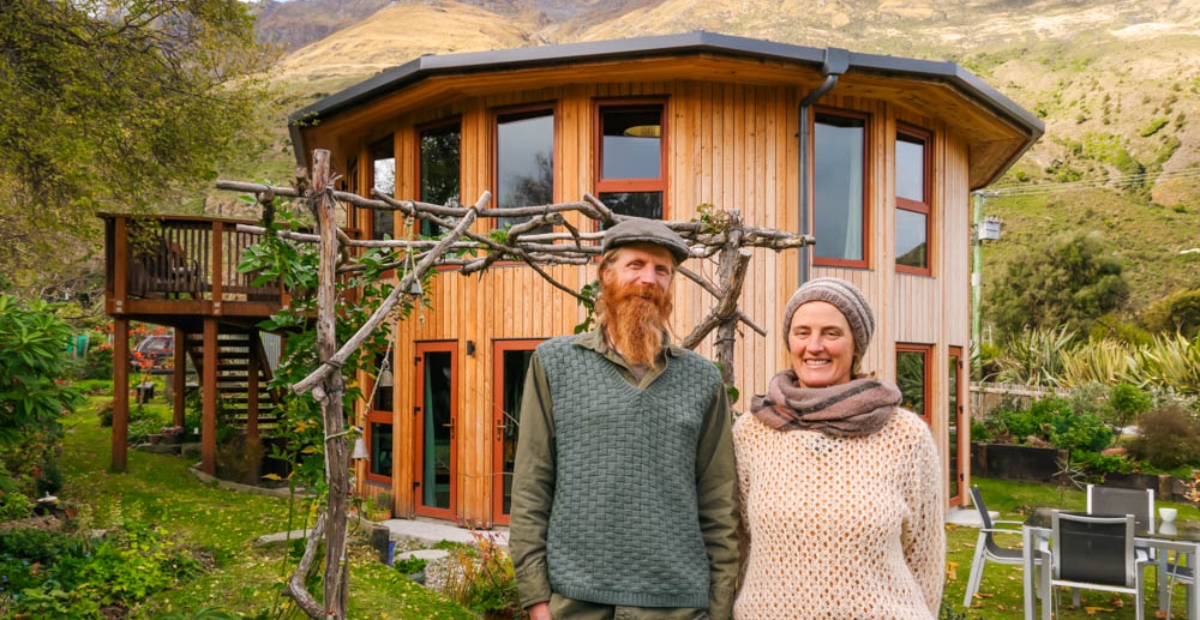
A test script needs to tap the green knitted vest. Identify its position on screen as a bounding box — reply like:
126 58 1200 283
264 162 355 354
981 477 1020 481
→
537 336 721 608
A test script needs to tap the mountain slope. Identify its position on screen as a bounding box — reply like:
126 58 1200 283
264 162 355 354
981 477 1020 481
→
246 0 1200 313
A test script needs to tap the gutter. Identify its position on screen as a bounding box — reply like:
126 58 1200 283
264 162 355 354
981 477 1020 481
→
797 47 850 285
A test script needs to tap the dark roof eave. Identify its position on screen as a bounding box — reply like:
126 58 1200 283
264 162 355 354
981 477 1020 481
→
289 31 1043 171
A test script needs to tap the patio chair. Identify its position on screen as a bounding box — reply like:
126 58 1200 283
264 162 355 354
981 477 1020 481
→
963 485 1046 607
1088 484 1155 534
1045 511 1150 619
1162 559 1194 619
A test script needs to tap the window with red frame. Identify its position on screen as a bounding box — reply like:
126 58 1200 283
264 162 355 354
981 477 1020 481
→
896 343 932 425
365 351 393 482
896 127 932 275
496 108 554 232
369 136 395 241
596 103 666 227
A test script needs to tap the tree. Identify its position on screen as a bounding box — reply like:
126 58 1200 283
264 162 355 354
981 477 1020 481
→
1142 287 1200 339
0 0 275 295
987 232 1128 343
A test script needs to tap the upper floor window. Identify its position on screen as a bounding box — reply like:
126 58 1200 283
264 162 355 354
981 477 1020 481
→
814 112 868 268
369 136 395 241
419 120 461 238
596 102 666 225
496 108 554 231
896 127 931 275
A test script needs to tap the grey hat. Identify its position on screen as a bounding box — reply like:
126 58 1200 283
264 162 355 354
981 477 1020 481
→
602 218 691 264
782 277 875 360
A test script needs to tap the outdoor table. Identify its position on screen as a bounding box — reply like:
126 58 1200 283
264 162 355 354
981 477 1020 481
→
1022 506 1200 619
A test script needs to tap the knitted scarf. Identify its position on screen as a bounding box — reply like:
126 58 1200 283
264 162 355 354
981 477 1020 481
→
750 370 901 438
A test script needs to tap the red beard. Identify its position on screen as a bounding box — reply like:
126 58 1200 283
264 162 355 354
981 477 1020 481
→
596 274 673 368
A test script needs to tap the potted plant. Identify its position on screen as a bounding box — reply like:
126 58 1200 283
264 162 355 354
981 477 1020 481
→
393 555 428 585
370 492 393 521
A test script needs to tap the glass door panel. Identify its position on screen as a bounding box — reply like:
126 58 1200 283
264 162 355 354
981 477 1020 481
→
949 347 965 507
415 343 456 518
492 341 540 525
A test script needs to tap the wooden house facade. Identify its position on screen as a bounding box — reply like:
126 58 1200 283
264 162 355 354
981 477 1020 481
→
290 32 1043 526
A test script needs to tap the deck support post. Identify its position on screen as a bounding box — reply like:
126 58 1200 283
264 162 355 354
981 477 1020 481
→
111 318 130 472
202 317 218 476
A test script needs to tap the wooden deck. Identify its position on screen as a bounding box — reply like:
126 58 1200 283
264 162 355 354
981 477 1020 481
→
100 214 288 476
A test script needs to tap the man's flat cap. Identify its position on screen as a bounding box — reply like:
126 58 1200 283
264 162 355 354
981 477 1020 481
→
601 218 691 264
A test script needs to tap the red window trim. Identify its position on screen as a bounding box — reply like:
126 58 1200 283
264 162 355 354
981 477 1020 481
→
812 108 871 270
593 98 670 229
896 342 933 426
364 357 394 484
491 338 545 526
896 124 933 277
414 340 458 520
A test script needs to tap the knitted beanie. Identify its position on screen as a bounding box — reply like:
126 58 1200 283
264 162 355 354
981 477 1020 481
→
781 277 875 359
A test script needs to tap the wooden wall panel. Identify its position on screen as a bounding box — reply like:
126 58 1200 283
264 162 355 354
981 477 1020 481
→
348 74 983 524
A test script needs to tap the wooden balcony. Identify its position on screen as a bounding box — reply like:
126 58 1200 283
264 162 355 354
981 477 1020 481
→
101 213 286 326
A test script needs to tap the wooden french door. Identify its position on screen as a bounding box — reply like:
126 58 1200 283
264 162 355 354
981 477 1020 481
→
491 340 542 525
414 341 457 519
948 346 966 507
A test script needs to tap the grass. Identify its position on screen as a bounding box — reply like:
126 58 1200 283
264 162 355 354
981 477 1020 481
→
946 477 1200 618
58 395 475 619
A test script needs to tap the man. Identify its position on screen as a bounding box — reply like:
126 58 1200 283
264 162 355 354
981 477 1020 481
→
510 218 739 620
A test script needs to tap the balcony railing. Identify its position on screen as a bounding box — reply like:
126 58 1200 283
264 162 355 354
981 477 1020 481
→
101 213 285 315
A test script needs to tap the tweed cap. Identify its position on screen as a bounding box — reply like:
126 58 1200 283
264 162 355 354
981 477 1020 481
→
601 218 691 264
782 277 875 359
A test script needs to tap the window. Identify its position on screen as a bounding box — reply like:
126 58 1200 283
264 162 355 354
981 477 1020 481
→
365 351 394 482
897 127 931 274
496 108 554 231
493 340 542 525
369 136 395 241
596 103 666 225
896 344 932 425
814 112 868 267
419 121 461 238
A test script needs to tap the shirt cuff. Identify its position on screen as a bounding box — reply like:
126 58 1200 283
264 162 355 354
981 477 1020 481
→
515 560 553 609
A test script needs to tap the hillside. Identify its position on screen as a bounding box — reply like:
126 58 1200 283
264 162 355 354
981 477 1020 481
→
234 0 1200 316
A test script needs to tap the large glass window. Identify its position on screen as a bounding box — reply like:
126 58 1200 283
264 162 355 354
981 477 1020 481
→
814 112 867 267
369 136 395 241
596 103 666 224
497 109 554 231
897 344 932 425
897 128 931 274
419 121 461 238
368 421 393 478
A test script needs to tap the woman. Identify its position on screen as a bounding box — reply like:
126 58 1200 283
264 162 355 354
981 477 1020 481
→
733 277 944 619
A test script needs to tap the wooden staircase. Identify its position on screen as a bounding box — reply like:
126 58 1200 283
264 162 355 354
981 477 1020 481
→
184 328 280 434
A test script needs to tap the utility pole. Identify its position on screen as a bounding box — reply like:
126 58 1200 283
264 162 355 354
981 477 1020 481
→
970 191 1001 379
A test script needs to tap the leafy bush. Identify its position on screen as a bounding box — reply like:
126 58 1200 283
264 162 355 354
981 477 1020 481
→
0 492 34 521
0 527 83 564
1128 405 1200 470
441 531 520 617
1108 382 1152 428
1072 450 1136 477
970 419 992 443
1142 288 1200 340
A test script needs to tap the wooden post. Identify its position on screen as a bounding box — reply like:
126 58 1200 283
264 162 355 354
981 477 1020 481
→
202 317 218 476
713 212 748 388
314 150 351 618
111 318 130 472
211 221 224 315
173 327 186 428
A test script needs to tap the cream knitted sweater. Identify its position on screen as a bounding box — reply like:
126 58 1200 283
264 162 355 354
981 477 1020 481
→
732 409 945 620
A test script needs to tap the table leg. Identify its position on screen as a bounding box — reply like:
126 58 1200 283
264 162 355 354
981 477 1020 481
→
1190 547 1199 620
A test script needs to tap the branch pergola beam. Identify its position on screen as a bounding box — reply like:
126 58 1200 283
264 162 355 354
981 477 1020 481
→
217 154 812 620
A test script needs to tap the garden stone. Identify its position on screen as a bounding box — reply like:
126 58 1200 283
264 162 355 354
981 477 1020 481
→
181 442 202 459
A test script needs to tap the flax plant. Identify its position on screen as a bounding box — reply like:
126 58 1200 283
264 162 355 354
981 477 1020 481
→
1137 333 1200 395
996 326 1077 387
1055 337 1137 388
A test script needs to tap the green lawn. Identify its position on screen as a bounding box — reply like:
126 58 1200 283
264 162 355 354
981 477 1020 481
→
59 396 475 619
945 477 1200 619
62 392 1200 618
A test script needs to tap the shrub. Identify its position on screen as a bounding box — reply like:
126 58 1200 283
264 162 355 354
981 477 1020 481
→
393 555 427 575
0 492 34 521
0 527 83 564
1072 450 1136 477
441 530 520 617
1108 382 1152 428
1129 405 1200 470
